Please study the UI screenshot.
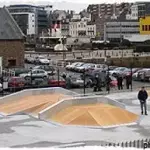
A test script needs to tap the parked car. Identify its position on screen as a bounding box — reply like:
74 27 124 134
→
75 63 97 72
48 76 66 87
109 67 129 76
123 68 141 77
34 56 50 65
132 68 149 81
33 65 56 76
11 68 30 76
69 74 84 88
8 77 26 91
20 69 48 81
138 69 150 81
25 57 35 64
65 62 79 71
84 69 106 87
72 62 84 72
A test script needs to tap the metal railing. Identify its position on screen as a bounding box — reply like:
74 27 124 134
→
99 138 150 149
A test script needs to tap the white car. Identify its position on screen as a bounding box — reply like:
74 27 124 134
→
109 67 129 76
76 63 95 72
20 69 48 81
65 62 79 70
35 56 50 65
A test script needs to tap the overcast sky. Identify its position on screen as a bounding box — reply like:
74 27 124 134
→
0 0 148 12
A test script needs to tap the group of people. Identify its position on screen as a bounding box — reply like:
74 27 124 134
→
92 73 132 92
116 73 132 90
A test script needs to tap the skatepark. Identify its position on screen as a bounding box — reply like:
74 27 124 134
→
0 87 149 148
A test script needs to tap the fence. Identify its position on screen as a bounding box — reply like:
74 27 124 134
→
101 138 150 149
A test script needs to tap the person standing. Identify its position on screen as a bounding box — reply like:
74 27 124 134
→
117 74 123 90
93 74 102 92
138 87 148 115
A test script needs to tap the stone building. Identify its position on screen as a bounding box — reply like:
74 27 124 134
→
0 7 24 68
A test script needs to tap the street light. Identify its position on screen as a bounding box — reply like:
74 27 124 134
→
105 57 111 94
83 69 86 96
130 59 134 92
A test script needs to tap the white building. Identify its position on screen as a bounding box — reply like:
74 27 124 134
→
69 21 96 38
126 4 138 20
71 14 81 21
10 12 36 35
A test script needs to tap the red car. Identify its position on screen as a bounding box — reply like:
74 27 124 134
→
48 76 66 87
8 77 26 91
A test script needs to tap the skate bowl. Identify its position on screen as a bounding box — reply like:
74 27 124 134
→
0 87 77 116
39 96 140 128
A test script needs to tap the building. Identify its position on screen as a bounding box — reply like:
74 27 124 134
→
7 5 48 36
105 20 139 42
69 20 96 38
0 7 24 68
87 3 131 39
61 19 70 36
137 2 150 18
126 4 138 20
139 16 150 34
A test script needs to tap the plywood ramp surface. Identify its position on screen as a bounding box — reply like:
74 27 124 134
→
0 93 69 114
51 104 139 126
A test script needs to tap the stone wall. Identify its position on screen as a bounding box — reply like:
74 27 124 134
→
0 40 24 67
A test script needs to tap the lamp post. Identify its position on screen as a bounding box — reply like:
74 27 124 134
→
130 60 134 92
62 35 65 61
105 57 111 94
83 69 86 96
30 67 33 87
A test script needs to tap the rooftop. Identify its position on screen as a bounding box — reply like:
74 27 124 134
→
0 7 24 40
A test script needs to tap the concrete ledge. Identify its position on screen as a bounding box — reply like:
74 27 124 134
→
38 95 129 128
0 87 77 116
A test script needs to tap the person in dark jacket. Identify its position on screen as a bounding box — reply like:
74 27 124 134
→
138 86 148 115
126 74 132 89
117 74 123 90
93 74 102 92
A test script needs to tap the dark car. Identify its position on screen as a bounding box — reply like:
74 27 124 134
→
33 65 56 75
84 69 106 87
8 77 26 92
12 68 30 76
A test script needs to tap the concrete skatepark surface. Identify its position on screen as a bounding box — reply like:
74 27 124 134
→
0 88 149 147
0 93 69 115
51 104 138 126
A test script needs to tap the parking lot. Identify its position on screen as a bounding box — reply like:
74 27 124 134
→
1 54 150 96
23 58 150 95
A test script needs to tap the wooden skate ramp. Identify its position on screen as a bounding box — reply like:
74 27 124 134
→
0 93 69 115
51 104 139 126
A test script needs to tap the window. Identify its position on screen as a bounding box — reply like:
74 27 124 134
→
145 25 148 31
149 25 150 31
32 25 34 27
142 25 145 31
39 70 45 73
32 71 37 74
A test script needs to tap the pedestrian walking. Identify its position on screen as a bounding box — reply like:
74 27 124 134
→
126 75 132 89
138 86 148 115
117 74 123 90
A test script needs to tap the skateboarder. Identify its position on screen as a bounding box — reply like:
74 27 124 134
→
138 86 148 115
